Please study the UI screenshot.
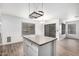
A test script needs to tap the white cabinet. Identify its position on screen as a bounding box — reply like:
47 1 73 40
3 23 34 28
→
23 38 38 56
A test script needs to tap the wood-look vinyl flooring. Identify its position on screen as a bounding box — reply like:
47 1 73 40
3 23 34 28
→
56 38 79 56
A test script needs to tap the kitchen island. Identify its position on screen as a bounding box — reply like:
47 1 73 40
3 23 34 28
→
23 35 57 56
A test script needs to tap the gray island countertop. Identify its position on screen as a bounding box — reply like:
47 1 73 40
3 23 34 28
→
23 35 57 46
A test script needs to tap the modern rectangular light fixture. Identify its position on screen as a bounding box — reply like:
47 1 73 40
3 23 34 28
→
29 11 44 19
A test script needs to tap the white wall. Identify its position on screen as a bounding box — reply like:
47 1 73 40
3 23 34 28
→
1 14 44 43
35 23 44 36
1 14 22 43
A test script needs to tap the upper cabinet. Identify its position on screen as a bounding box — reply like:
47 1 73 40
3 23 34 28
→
22 23 35 35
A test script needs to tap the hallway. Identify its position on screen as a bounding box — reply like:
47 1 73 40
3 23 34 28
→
56 38 79 56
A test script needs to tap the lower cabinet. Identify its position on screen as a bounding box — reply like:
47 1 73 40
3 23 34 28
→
23 38 56 56
27 46 38 56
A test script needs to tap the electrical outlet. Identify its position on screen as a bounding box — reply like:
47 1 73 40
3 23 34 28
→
7 36 11 42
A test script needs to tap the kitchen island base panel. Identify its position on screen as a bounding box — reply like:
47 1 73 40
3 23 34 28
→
23 37 56 56
38 41 56 56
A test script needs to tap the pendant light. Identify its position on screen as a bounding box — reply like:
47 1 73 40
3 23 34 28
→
28 3 44 19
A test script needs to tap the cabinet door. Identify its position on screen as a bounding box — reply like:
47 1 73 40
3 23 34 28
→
24 38 38 56
27 42 38 56
23 41 28 56
27 46 38 56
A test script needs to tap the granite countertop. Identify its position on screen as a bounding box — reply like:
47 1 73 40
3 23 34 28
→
23 35 57 46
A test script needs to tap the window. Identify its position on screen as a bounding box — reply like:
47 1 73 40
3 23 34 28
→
68 24 76 34
44 24 56 38
22 23 35 35
62 23 65 34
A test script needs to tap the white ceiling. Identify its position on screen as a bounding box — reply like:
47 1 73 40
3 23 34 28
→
0 3 79 21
